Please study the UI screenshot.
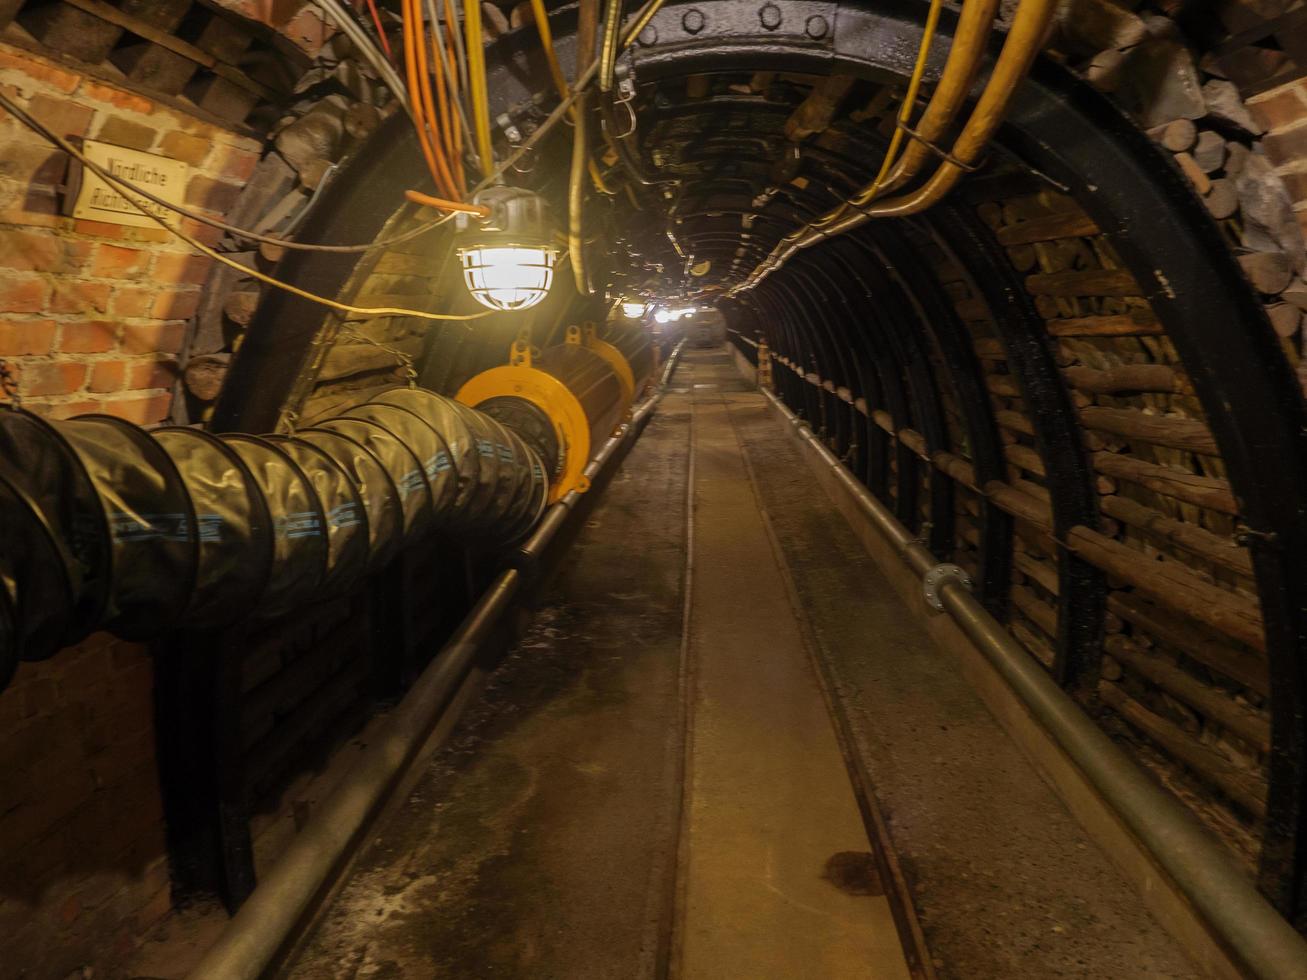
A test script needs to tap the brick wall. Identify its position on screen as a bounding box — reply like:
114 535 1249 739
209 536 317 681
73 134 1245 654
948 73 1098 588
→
0 40 260 424
0 635 173 976
0 40 262 976
1251 78 1307 247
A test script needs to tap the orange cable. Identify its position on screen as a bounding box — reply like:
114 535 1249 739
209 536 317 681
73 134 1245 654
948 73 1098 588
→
364 0 395 61
429 14 454 166
403 0 443 190
404 189 490 216
407 0 459 198
418 0 465 199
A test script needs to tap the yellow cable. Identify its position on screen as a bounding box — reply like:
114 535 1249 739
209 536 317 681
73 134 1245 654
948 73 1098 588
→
184 222 491 321
530 0 570 104
859 0 943 204
529 0 614 193
464 0 495 175
809 0 942 232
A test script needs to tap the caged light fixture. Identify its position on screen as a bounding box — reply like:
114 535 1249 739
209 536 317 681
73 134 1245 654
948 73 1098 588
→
456 186 558 312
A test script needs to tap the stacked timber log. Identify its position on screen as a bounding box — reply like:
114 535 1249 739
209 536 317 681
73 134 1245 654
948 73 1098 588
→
961 184 1267 869
1053 0 1307 390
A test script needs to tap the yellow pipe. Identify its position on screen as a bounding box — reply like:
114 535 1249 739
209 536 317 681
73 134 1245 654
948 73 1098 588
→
808 0 994 233
841 0 1056 217
818 0 944 225
735 0 1055 293
464 0 495 175
868 0 1001 200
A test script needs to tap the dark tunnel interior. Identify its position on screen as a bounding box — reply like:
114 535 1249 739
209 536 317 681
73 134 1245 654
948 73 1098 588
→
3 0 1307 976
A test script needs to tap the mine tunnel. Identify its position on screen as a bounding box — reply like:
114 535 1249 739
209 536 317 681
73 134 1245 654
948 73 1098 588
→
4 0 1307 976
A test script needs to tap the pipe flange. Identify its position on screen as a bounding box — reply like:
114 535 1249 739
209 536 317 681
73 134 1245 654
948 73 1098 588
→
922 563 972 612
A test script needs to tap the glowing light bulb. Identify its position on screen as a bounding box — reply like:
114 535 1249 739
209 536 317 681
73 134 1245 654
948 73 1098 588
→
455 186 556 312
458 245 557 312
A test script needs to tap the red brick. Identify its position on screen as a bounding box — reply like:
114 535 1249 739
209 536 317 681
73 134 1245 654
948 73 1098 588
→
184 175 241 213
1249 85 1307 132
1264 126 1307 168
0 320 56 355
0 229 60 272
126 358 177 391
213 145 260 182
152 252 211 285
0 50 80 93
121 321 185 355
150 288 200 321
100 393 171 425
158 130 210 166
0 276 50 313
22 362 85 397
25 93 94 139
119 226 171 245
90 244 149 280
89 361 126 393
94 117 157 152
283 7 332 53
108 285 155 318
79 82 155 115
49 280 111 314
178 218 223 247
71 219 127 240
59 320 118 354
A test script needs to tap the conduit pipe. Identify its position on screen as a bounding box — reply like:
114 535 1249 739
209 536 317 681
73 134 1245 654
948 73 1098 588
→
760 387 1307 980
734 0 1056 294
0 387 547 690
186 340 683 980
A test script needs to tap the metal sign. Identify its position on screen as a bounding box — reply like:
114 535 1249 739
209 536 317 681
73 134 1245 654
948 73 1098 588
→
70 139 187 230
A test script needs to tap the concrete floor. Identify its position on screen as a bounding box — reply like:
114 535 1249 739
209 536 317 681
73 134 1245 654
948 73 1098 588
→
282 348 1197 979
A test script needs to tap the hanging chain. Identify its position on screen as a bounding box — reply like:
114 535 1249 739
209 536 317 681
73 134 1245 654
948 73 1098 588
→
340 327 418 388
0 357 22 410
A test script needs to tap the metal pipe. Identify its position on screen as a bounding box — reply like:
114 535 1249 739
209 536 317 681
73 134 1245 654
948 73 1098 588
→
186 340 684 980
759 386 1307 980
569 88 593 294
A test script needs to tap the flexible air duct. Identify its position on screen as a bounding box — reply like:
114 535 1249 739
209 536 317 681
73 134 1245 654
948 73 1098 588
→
0 387 548 690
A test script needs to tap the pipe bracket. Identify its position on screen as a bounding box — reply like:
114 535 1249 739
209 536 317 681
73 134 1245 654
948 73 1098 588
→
922 562 972 612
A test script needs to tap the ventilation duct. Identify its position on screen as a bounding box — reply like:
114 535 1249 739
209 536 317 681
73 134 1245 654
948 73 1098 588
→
0 388 548 690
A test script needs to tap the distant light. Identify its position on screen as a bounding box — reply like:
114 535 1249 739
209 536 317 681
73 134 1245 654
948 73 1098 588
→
621 301 649 319
653 307 674 324
458 246 557 311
